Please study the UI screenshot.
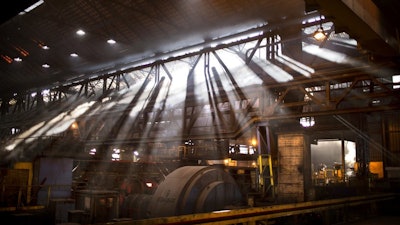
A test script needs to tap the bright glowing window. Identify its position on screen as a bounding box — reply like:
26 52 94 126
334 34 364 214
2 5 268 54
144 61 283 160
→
393 75 400 89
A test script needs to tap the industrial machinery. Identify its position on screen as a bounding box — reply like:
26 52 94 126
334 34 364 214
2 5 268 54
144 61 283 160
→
116 165 245 220
147 165 244 218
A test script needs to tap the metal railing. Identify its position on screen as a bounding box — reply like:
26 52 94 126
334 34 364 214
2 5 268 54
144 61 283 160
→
99 193 397 225
0 184 72 211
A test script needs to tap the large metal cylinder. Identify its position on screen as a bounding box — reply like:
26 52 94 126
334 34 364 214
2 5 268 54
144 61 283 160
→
122 194 152 219
147 166 243 218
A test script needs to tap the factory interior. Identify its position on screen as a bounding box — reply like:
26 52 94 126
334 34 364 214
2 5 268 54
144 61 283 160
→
0 0 400 224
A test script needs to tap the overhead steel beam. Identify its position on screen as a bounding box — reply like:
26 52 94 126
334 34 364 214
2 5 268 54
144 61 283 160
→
306 0 400 57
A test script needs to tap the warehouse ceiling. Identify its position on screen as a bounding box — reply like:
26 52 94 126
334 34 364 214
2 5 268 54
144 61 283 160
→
1 0 400 163
0 0 306 96
1 0 399 97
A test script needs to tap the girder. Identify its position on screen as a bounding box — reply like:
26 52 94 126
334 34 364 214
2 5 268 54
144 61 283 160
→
1 17 399 150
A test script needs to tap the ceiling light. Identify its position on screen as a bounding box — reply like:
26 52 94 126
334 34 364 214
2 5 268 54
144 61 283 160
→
14 57 22 62
22 0 44 13
76 29 86 36
37 41 50 50
107 39 116 44
313 15 327 41
42 64 50 68
70 53 79 57
300 116 315 127
313 26 327 41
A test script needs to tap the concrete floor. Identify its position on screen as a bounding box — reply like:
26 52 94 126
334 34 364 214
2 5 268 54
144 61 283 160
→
345 215 400 225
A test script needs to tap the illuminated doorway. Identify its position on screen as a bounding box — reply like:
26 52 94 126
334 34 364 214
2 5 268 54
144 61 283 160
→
311 139 356 185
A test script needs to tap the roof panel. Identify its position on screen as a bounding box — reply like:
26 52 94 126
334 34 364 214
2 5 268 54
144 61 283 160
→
2 0 396 96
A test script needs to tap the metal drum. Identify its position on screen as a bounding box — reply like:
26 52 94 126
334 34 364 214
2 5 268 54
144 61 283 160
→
147 166 243 218
122 194 152 219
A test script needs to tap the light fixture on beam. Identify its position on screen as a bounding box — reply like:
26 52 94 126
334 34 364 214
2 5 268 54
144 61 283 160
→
300 96 315 128
300 116 315 127
313 15 327 41
313 26 327 41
